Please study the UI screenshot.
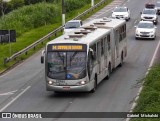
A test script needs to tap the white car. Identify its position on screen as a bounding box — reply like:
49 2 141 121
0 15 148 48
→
111 7 130 21
63 20 82 34
141 8 158 24
135 21 157 40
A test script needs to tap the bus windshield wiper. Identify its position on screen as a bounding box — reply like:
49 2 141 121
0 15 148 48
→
70 52 78 62
57 52 65 67
69 52 78 66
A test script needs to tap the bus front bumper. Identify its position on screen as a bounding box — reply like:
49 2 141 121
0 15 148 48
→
46 81 94 92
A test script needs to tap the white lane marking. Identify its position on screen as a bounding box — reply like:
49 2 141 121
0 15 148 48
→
134 20 137 24
0 90 17 96
148 39 160 68
110 2 122 5
0 86 31 112
126 39 160 121
107 5 117 7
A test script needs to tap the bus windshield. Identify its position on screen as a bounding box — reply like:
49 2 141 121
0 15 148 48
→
47 51 86 80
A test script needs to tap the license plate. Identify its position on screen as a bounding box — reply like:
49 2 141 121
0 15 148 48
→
55 80 66 85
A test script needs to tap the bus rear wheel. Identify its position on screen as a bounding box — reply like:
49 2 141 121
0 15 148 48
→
119 53 123 67
106 64 111 80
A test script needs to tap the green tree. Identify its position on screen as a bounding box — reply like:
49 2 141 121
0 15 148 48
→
0 0 12 16
10 0 24 10
24 0 47 5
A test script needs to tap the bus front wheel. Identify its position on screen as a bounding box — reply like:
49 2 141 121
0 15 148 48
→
90 78 97 93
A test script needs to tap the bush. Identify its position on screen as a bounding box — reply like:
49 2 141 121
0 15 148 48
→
0 0 13 16
0 0 93 37
10 0 24 10
65 0 90 12
0 3 60 36
24 0 45 5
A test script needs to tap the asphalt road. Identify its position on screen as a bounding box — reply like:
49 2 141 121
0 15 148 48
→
0 0 160 121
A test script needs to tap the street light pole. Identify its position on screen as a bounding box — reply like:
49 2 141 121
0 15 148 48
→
91 0 94 7
62 0 65 26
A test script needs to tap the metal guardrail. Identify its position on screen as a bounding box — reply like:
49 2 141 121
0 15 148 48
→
4 0 109 64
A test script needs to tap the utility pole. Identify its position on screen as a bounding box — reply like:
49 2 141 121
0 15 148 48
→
62 0 65 26
91 0 94 7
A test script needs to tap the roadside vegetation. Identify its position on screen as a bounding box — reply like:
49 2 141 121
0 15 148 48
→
0 0 112 72
0 0 61 16
131 64 160 121
0 3 61 36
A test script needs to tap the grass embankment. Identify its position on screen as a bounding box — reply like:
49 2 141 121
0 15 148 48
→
0 0 112 72
131 65 160 121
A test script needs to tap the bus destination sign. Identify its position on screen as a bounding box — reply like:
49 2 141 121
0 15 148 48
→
48 44 87 51
52 45 82 50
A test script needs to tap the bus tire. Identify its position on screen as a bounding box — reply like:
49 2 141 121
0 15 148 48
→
90 77 97 93
119 52 123 67
106 63 111 80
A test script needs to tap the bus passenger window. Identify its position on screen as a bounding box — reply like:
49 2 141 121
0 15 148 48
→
104 37 107 55
101 39 104 55
107 35 111 51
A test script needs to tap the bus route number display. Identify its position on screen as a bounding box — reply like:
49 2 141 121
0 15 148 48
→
52 45 82 50
48 44 87 51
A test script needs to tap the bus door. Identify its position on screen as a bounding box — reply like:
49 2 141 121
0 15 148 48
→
100 38 105 71
104 35 111 68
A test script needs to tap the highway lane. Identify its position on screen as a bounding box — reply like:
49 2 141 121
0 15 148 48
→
1 0 160 121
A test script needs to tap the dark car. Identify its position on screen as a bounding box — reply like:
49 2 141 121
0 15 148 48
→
145 3 155 9
155 2 160 15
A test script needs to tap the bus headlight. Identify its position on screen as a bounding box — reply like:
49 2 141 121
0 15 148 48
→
48 80 53 85
76 81 87 85
80 81 86 85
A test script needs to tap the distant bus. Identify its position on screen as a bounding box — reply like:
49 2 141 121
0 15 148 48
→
41 18 127 93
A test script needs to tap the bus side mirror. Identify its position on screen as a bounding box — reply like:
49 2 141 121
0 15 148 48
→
89 48 96 60
140 12 142 14
41 50 45 64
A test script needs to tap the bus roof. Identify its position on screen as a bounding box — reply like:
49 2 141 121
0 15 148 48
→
47 18 125 46
84 18 126 29
47 28 111 46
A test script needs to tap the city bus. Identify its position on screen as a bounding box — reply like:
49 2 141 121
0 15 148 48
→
41 18 127 93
